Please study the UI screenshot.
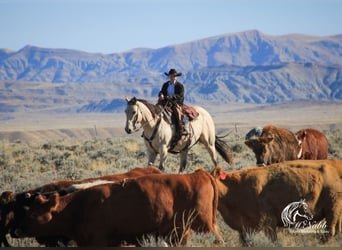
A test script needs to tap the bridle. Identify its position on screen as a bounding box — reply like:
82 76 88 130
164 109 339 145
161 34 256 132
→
127 101 161 133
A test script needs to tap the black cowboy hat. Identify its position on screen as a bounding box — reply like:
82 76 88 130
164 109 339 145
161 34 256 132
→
164 68 182 77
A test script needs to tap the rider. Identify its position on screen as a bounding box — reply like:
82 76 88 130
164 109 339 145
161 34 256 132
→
158 68 187 147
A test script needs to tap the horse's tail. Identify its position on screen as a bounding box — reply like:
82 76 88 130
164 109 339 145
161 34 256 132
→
215 136 234 164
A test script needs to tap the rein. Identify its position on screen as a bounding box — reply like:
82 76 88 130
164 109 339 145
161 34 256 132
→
142 115 162 149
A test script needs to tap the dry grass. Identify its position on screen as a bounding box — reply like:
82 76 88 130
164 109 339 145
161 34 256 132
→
0 127 341 246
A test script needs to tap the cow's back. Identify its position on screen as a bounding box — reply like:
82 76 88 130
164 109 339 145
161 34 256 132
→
28 166 161 194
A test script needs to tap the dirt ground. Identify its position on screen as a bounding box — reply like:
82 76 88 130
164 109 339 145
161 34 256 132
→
0 100 341 142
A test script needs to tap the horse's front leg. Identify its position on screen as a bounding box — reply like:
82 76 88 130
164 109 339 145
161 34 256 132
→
158 145 169 172
145 142 157 167
179 149 189 173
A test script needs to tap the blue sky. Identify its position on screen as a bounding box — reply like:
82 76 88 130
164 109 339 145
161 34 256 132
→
1 0 341 53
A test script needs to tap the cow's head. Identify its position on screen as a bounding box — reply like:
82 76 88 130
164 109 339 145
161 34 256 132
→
295 130 307 159
210 166 230 195
0 191 38 245
13 192 60 238
0 191 16 246
245 136 274 166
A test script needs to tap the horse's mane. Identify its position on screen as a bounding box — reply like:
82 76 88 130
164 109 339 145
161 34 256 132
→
136 99 161 118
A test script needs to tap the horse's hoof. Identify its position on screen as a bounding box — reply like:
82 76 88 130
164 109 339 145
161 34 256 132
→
159 165 165 172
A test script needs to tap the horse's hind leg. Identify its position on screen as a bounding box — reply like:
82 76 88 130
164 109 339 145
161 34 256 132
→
200 136 218 167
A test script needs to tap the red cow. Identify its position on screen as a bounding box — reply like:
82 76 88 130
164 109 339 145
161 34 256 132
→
212 159 342 246
295 128 329 160
9 169 223 246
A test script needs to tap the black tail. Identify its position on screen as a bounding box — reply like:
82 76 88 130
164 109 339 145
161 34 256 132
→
215 136 234 164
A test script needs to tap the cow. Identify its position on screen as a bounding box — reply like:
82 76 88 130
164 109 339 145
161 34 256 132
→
295 128 329 160
0 166 161 247
8 168 223 247
245 125 299 165
211 159 342 246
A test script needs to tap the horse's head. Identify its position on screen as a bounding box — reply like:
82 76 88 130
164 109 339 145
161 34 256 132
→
124 97 142 134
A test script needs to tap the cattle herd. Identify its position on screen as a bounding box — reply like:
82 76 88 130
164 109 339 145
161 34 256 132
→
0 125 341 247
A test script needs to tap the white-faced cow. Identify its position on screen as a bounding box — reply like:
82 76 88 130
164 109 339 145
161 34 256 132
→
9 169 223 247
245 125 299 165
211 159 342 246
296 128 329 160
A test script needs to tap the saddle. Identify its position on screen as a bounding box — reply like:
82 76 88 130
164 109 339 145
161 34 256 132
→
160 102 199 153
162 103 199 123
182 103 199 121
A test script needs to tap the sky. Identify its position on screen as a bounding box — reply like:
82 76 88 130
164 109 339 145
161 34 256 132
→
1 0 342 54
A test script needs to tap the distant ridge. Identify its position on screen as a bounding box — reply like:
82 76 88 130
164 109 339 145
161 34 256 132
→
0 30 342 113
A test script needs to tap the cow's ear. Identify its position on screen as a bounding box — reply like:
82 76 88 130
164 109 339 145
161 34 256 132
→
244 140 251 147
35 194 49 204
48 192 60 213
35 193 60 212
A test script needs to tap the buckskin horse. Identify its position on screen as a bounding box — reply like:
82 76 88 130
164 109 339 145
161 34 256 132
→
124 97 233 173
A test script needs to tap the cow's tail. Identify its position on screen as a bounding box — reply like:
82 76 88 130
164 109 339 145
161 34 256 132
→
215 136 234 165
206 171 224 244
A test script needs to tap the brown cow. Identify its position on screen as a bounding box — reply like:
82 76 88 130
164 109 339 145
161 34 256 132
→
296 128 329 160
212 159 342 246
245 125 299 165
10 169 223 247
0 166 161 247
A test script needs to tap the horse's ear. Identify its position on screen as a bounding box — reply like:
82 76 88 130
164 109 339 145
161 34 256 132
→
125 96 130 102
126 96 137 105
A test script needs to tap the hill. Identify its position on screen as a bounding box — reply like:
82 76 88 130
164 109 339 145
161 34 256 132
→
1 30 342 113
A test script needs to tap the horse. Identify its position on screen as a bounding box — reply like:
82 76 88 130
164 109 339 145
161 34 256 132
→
124 97 233 173
281 199 314 228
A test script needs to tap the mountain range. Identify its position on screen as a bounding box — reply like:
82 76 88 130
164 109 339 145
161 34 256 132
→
1 30 342 113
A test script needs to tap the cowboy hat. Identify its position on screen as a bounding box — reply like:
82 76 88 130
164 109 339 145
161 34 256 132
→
164 68 182 77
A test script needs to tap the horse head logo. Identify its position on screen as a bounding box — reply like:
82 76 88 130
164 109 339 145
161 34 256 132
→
281 199 313 228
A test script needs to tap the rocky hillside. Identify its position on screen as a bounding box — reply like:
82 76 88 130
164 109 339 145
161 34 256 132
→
1 30 342 113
